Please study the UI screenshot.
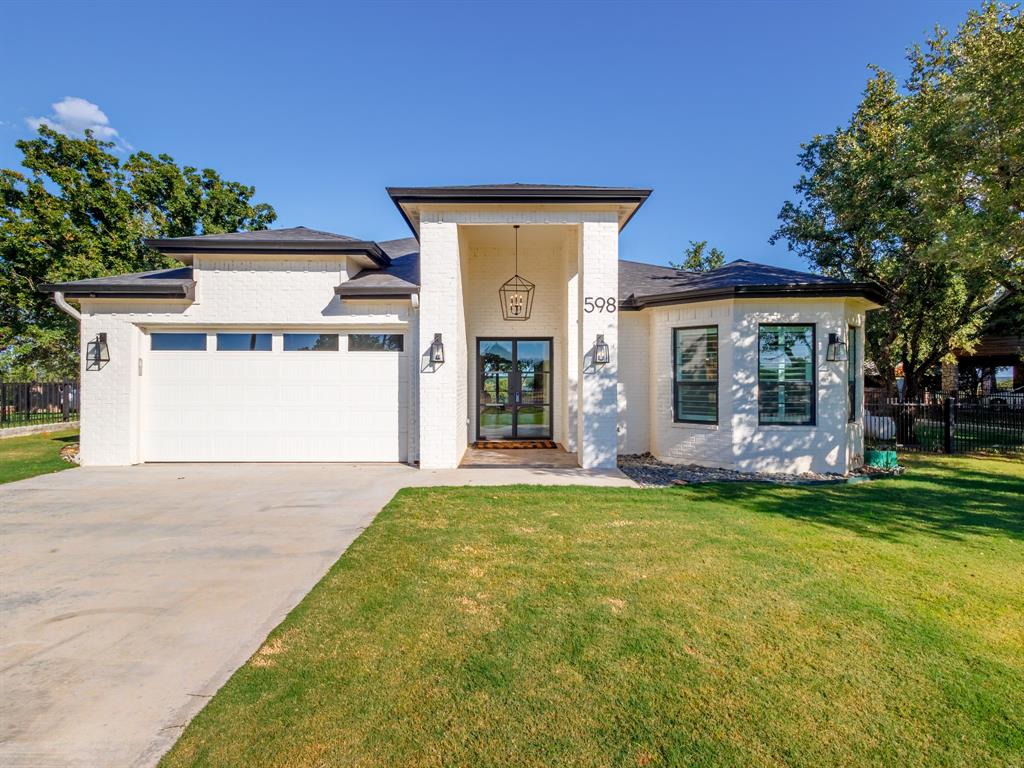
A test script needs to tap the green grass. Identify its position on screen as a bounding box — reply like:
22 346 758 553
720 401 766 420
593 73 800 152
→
161 455 1024 768
0 429 79 484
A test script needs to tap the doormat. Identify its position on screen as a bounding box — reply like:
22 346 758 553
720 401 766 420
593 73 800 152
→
473 440 558 450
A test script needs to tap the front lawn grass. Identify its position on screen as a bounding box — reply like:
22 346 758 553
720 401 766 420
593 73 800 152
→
0 428 78 484
162 455 1024 768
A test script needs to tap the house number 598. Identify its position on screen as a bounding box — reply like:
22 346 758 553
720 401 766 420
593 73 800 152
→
583 296 617 313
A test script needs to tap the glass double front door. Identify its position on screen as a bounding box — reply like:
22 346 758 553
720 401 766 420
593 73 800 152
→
477 338 553 440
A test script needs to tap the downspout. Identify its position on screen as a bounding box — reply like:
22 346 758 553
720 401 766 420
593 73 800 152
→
53 291 82 321
408 292 420 465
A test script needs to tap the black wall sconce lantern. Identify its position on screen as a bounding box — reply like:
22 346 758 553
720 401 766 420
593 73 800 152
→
593 334 610 365
429 333 445 364
499 225 535 321
86 332 110 371
826 332 848 362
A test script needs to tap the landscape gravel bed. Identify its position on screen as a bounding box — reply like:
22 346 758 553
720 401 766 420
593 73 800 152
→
618 453 902 487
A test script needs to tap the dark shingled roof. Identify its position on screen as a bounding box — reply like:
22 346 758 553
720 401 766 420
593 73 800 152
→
618 259 884 308
144 226 390 267
335 238 420 298
152 226 361 243
39 267 195 299
41 249 881 307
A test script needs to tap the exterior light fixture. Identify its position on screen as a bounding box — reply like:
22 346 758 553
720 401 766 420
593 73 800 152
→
86 332 110 370
429 333 445 364
826 332 848 362
593 334 610 365
499 225 535 321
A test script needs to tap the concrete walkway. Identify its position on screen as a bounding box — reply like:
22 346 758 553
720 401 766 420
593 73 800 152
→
0 463 633 768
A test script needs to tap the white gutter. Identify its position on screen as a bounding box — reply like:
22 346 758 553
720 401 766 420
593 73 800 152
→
53 291 82 321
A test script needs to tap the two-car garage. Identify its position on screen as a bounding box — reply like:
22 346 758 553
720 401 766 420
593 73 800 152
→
141 330 409 463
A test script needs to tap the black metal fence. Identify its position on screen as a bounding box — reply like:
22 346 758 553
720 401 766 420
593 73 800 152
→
0 381 80 428
865 391 1024 454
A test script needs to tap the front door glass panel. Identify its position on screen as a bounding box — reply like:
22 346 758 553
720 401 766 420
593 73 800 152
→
478 339 552 440
478 340 514 440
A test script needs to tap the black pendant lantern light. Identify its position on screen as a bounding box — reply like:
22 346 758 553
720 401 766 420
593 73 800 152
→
499 225 535 321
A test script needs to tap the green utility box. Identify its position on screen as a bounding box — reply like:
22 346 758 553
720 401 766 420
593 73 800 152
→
864 448 898 469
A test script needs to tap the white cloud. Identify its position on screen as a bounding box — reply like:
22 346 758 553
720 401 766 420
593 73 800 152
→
26 97 130 149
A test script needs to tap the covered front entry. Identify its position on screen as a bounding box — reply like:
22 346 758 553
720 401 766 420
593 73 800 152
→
476 338 553 441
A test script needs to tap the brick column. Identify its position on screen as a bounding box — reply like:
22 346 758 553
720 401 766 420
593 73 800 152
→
576 221 619 469
417 220 466 469
78 312 142 465
564 248 579 453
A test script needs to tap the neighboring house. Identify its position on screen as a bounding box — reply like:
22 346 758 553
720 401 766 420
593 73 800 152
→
941 291 1024 393
42 184 882 473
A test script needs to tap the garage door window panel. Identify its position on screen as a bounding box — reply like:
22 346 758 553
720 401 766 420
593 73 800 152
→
283 333 339 351
151 333 207 351
348 334 404 352
217 333 272 351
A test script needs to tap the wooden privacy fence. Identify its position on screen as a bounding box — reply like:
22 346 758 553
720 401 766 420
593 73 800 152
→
865 391 1024 454
0 381 80 428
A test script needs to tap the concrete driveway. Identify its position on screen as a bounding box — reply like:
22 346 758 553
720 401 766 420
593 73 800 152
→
0 462 632 767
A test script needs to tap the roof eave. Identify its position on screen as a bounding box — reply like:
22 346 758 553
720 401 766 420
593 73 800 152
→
143 239 391 267
334 285 419 298
626 283 886 309
39 281 195 300
385 187 653 203
335 292 417 301
386 187 653 237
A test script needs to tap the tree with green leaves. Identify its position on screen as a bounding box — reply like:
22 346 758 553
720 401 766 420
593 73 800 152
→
1 126 276 379
772 2 1023 401
672 240 726 272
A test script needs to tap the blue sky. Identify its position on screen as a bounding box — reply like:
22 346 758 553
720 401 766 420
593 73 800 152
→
2 0 978 270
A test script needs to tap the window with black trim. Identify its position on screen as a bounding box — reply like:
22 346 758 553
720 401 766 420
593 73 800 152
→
673 326 718 423
848 325 857 422
758 324 816 425
283 333 339 351
349 334 404 352
151 333 207 351
216 333 271 351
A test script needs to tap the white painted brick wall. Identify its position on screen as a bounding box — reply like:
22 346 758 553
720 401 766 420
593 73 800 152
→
417 221 465 469
577 221 619 469
730 299 854 474
617 311 650 455
648 297 868 474
650 301 734 466
78 312 143 466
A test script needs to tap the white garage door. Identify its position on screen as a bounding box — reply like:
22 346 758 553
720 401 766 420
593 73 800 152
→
142 331 408 462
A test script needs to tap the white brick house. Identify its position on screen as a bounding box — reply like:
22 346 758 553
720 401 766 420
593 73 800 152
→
43 184 882 473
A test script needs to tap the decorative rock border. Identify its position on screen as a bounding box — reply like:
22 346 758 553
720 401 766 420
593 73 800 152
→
618 453 904 488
